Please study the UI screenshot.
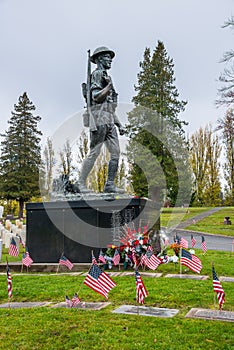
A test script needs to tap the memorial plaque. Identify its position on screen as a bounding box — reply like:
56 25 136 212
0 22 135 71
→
186 308 234 322
165 274 208 280
52 301 110 310
0 302 51 308
140 272 162 278
121 272 135 276
219 276 234 282
113 305 179 318
107 272 122 276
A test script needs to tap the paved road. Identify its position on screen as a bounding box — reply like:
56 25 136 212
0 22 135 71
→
167 229 233 252
163 207 234 252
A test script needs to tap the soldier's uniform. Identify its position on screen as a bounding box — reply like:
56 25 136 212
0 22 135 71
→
79 47 124 193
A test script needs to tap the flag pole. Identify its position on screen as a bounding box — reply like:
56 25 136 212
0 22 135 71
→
179 247 182 277
6 256 11 308
212 262 216 309
57 252 64 274
77 250 95 296
77 250 100 298
135 268 140 316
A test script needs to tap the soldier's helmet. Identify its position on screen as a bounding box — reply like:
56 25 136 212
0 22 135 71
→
90 46 115 63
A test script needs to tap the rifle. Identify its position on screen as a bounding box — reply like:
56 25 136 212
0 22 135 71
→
85 50 97 132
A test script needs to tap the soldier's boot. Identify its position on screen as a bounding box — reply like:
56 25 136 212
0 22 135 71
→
104 159 124 193
79 159 94 193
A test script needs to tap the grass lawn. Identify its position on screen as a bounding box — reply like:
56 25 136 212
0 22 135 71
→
184 207 234 236
161 207 234 236
160 207 213 227
0 249 233 350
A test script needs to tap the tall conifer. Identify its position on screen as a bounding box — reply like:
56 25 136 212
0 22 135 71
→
127 41 191 205
0 92 42 217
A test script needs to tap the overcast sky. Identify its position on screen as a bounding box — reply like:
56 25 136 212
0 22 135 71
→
0 0 233 144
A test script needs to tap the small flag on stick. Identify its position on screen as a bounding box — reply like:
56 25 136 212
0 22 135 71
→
191 235 196 248
92 252 98 265
71 293 81 307
65 295 72 307
84 263 116 299
18 235 25 248
212 265 225 310
180 248 202 273
112 249 120 266
6 263 12 299
9 237 19 257
22 249 33 268
135 269 148 304
180 237 188 249
59 255 74 270
98 250 106 264
201 236 207 253
141 248 161 270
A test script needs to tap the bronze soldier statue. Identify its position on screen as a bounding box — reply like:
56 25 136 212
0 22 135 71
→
80 46 125 193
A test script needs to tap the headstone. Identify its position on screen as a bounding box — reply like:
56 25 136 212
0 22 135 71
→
140 272 162 278
219 276 234 282
5 219 11 231
52 301 110 309
0 302 51 308
0 206 3 219
165 274 208 280
113 305 179 318
0 239 2 261
224 216 232 225
186 308 234 322
4 232 12 248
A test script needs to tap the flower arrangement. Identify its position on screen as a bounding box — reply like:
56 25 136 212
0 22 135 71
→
169 242 181 257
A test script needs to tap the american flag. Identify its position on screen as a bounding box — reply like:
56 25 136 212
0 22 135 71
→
92 253 98 265
65 295 72 307
112 249 120 266
18 235 25 248
59 255 74 270
141 248 161 270
98 251 106 264
131 248 138 265
174 234 181 244
9 237 19 257
7 265 12 298
71 293 80 307
212 266 225 310
180 237 188 249
22 251 33 267
135 270 148 304
84 264 116 299
191 235 196 248
180 248 202 273
201 236 207 253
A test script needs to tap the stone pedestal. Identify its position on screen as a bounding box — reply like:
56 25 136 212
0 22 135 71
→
26 196 160 263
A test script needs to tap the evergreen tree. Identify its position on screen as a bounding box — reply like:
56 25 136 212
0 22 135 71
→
0 92 42 217
127 41 191 205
